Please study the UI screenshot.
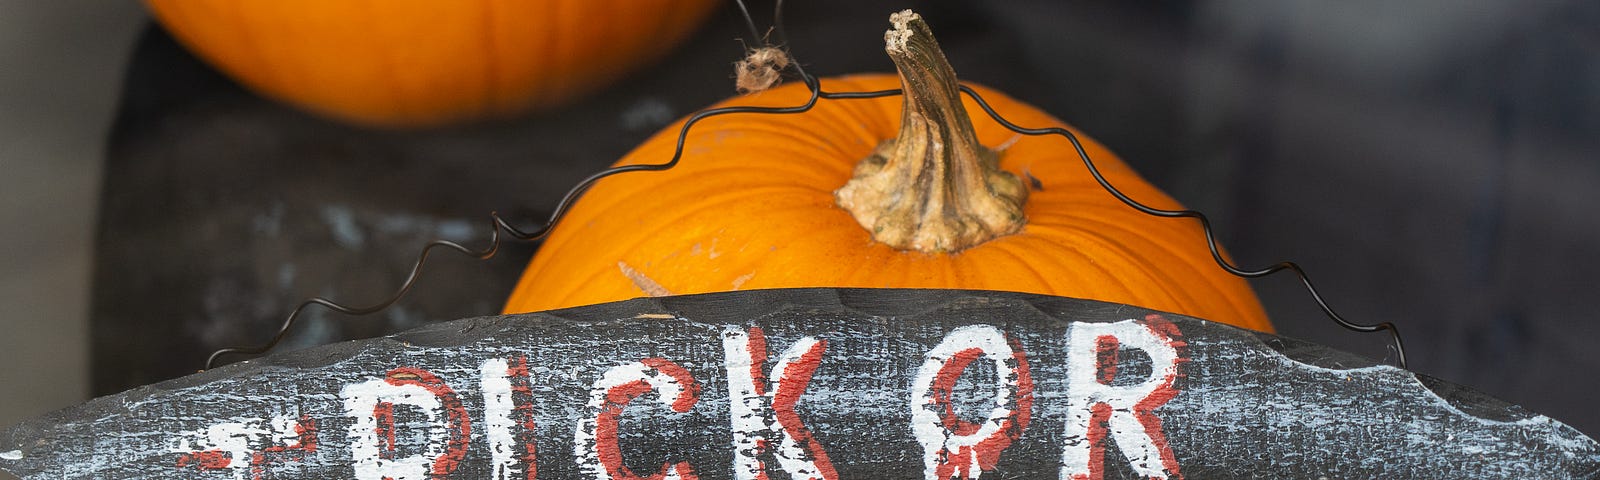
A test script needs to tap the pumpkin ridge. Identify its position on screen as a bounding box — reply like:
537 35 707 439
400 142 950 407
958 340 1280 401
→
1023 209 1253 302
1002 234 1147 311
692 101 893 164
685 215 867 293
566 168 841 237
1016 220 1258 326
526 183 843 290
610 122 861 176
672 133 869 181
976 239 1056 293
1063 226 1207 319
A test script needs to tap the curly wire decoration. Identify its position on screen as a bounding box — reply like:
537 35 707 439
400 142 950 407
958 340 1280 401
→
206 0 1406 370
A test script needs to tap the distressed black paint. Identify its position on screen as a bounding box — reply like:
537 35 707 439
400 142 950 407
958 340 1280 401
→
4 288 1597 478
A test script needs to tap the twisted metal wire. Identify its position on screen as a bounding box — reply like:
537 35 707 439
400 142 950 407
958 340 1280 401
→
205 0 1406 370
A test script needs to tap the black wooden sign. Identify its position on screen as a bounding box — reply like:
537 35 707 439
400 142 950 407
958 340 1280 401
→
3 288 1596 478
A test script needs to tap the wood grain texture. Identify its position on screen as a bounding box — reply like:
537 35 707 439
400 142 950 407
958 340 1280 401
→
8 288 1598 478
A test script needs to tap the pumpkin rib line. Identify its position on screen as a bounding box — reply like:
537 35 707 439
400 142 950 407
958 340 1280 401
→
532 183 845 279
1020 222 1229 321
677 120 878 173
694 218 864 292
560 174 838 236
1026 210 1219 271
779 220 895 290
609 131 861 184
646 149 854 188
531 207 857 308
1026 210 1240 294
684 84 903 153
533 253 650 308
1007 233 1144 311
977 240 1056 294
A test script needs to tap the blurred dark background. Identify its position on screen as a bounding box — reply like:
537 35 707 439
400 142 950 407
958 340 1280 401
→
2 0 1596 452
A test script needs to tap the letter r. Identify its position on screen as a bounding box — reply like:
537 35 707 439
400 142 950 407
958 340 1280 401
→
1060 315 1185 480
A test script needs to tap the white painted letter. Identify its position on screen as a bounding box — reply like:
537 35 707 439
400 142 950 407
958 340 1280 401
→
341 368 470 480
1059 315 1185 480
723 326 836 480
911 325 1034 479
482 357 537 479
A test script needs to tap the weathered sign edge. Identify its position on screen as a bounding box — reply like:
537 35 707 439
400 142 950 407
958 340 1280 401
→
0 287 1585 458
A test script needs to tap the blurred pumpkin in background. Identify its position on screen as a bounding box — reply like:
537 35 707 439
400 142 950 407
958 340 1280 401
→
503 11 1273 333
143 0 722 127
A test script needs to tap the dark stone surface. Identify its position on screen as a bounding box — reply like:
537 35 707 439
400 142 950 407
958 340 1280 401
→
92 0 1600 440
14 289 1600 478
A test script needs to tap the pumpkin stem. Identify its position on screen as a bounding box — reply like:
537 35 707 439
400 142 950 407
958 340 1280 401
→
835 10 1027 253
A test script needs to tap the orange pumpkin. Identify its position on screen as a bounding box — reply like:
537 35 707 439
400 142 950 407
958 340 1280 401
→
504 11 1272 332
144 0 721 127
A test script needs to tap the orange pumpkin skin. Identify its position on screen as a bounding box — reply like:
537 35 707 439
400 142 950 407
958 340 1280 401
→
503 74 1273 332
144 0 720 127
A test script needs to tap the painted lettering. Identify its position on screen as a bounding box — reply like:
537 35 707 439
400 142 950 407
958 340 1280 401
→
341 367 471 480
722 326 837 480
482 356 539 479
174 421 256 477
250 415 317 479
911 325 1035 479
161 319 1202 478
173 414 316 480
1059 315 1186 480
576 358 702 480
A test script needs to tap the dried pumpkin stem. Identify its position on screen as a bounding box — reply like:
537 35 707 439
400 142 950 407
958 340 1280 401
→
835 10 1028 253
